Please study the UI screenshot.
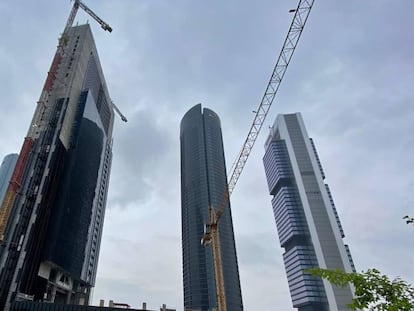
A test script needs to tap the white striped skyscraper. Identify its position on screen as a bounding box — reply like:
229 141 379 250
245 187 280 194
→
263 113 355 311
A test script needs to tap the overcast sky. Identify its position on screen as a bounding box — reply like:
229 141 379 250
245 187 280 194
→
1 1 413 310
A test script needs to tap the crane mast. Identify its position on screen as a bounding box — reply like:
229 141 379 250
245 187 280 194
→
202 1 315 310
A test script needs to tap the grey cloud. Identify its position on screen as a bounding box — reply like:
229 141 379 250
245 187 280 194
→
236 233 281 268
109 108 172 207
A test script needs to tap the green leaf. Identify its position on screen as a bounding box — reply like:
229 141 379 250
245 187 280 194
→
306 268 414 310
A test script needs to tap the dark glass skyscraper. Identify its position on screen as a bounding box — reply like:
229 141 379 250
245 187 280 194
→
0 24 113 310
180 104 243 311
263 113 355 311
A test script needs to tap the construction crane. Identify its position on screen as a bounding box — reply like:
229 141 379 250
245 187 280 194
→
66 0 112 32
112 101 128 122
69 2 127 123
201 1 315 310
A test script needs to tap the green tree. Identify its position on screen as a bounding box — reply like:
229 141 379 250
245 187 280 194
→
308 268 414 310
308 217 414 310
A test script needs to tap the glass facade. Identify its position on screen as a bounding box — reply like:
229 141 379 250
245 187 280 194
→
0 154 18 207
264 140 327 310
180 104 243 311
43 90 110 286
263 113 354 311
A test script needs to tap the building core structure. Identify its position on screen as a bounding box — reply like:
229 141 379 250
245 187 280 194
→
0 24 113 310
0 154 18 208
180 104 243 311
263 113 355 311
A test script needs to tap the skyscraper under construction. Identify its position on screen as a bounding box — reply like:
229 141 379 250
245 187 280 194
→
0 19 114 311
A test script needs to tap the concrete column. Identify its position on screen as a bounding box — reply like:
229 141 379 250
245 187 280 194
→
50 285 57 302
65 291 71 304
79 297 85 306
